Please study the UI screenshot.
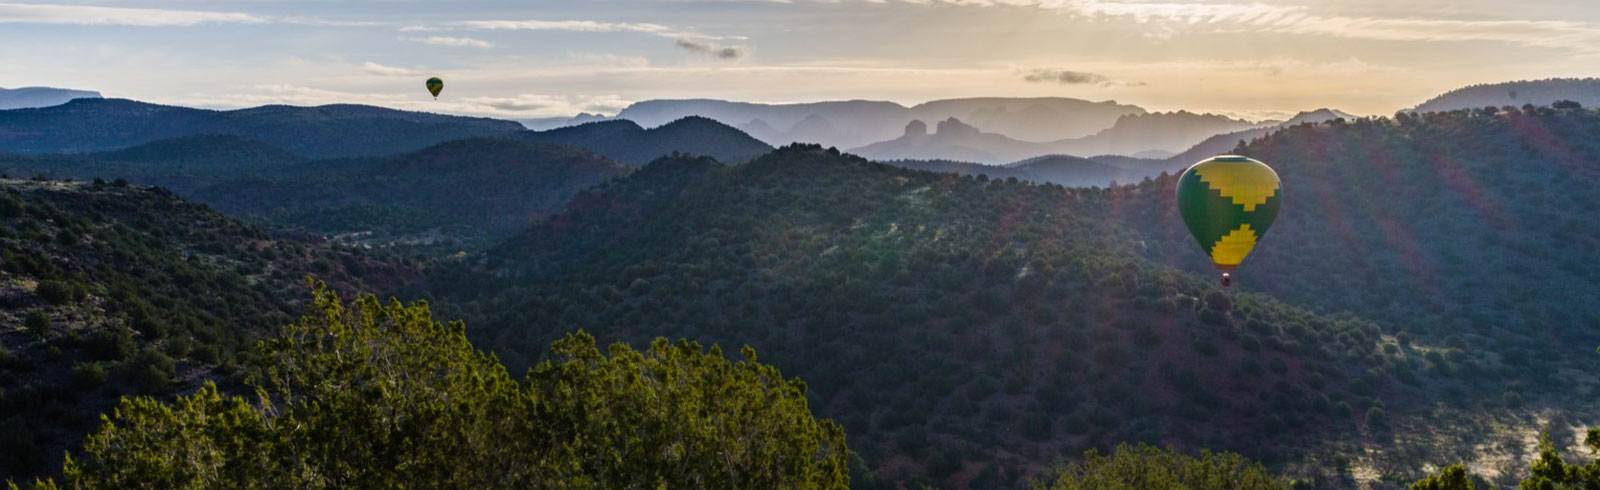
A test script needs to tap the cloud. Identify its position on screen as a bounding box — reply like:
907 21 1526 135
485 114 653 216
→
462 19 696 38
1023 69 1109 84
454 94 632 117
457 19 748 59
1021 68 1141 86
362 61 420 77
735 0 1600 55
412 36 494 48
0 2 267 26
674 39 747 59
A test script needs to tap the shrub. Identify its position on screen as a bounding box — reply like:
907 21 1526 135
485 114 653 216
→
1364 407 1389 430
84 327 136 362
70 363 108 389
126 349 176 394
34 280 74 304
1032 443 1290 489
24 311 50 338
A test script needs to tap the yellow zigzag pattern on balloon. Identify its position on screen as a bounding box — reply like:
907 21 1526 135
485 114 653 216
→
1196 163 1279 212
1210 224 1258 268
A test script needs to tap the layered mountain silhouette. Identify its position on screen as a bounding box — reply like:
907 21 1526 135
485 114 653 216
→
876 108 1358 187
850 111 1266 163
603 97 1146 149
1160 108 1357 168
1410 78 1600 114
0 86 101 110
0 98 524 158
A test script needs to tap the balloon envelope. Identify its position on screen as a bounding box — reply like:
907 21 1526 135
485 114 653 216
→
1175 155 1281 271
425 77 444 98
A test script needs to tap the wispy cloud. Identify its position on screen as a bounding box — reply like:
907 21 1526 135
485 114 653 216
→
456 94 632 116
675 39 746 59
411 36 494 49
457 18 748 59
0 2 266 26
362 61 420 77
459 19 733 40
739 0 1600 55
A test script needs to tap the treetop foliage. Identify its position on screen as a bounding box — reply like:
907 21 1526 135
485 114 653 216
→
1030 443 1291 490
28 283 848 490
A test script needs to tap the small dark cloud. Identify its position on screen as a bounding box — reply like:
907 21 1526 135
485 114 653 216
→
676 38 745 59
1023 69 1141 87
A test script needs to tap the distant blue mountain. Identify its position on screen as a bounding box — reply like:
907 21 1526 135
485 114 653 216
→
0 98 524 158
0 86 101 110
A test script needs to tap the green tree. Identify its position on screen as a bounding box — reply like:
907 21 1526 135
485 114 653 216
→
1031 443 1290 490
1411 464 1474 490
1415 429 1600 490
1516 429 1600 490
48 283 849 489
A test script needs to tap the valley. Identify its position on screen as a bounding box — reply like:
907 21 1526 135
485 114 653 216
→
0 81 1598 489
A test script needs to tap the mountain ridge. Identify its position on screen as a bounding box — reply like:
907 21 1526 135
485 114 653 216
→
0 86 102 110
0 98 524 158
849 111 1266 163
519 116 772 165
1410 78 1600 114
609 97 1147 149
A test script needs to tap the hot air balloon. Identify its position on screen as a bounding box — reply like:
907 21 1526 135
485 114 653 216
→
1175 155 1281 287
425 77 444 99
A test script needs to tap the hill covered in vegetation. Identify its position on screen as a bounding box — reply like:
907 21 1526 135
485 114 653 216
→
1123 106 1600 408
1410 78 1600 114
0 178 415 481
418 145 1454 488
4 100 1600 490
0 137 632 251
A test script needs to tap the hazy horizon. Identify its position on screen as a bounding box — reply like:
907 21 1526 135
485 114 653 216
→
4 0 1600 121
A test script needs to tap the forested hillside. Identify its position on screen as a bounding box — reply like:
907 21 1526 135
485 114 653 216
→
1411 78 1600 114
420 146 1446 488
189 138 630 249
1123 106 1600 407
0 138 632 251
0 178 415 481
3 102 1599 490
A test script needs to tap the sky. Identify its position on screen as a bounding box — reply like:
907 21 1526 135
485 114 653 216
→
3 0 1600 121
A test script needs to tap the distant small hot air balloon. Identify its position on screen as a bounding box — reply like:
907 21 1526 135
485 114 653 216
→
1175 155 1282 287
425 77 444 99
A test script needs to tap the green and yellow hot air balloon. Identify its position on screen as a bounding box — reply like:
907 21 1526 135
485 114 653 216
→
425 77 444 99
1175 155 1281 287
